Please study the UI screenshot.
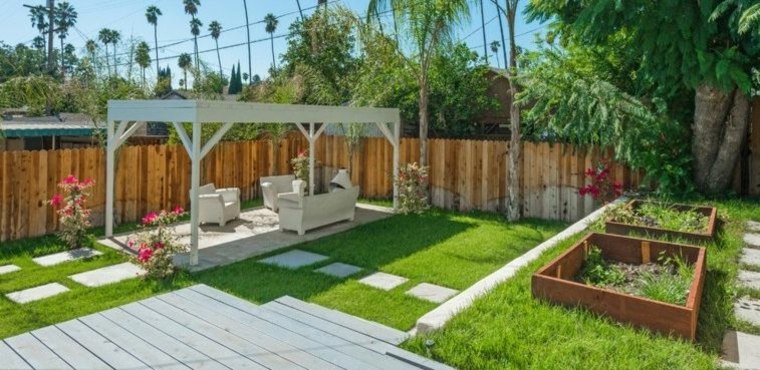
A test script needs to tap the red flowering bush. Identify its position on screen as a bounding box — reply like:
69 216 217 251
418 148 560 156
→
48 175 94 249
291 149 309 183
395 162 429 214
579 161 623 204
128 206 186 279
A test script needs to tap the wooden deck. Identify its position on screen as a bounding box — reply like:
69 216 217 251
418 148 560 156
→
1 285 452 370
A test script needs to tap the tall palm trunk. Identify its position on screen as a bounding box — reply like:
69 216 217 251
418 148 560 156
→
60 37 65 78
506 2 521 221
270 33 276 70
104 44 110 76
295 0 304 19
142 67 146 88
153 24 160 78
112 43 118 77
243 0 252 85
418 68 429 168
692 84 751 193
215 39 223 78
479 0 487 60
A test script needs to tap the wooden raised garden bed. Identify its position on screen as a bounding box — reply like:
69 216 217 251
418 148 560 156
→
605 200 718 243
531 233 706 340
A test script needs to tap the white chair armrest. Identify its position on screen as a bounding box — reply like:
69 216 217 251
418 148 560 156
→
215 187 240 203
278 192 303 208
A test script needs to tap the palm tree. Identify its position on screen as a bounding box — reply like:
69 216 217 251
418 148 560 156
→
98 28 112 76
479 0 487 60
32 36 46 50
135 41 151 88
367 0 470 169
264 13 279 70
490 40 500 68
366 0 400 43
189 18 203 76
54 1 78 78
295 0 304 19
208 21 223 78
183 0 201 68
145 6 162 78
110 30 121 77
242 0 252 85
29 7 48 59
178 53 192 90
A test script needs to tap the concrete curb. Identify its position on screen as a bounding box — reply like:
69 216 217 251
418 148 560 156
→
413 198 625 334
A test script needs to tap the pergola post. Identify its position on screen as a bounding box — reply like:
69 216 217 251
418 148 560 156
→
105 120 116 237
309 123 315 196
393 119 401 210
189 120 201 265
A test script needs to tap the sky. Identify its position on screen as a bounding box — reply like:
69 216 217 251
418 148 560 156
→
0 0 546 84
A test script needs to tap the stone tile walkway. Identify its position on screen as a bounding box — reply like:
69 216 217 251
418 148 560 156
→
32 248 103 267
69 262 145 287
359 272 408 291
735 297 760 326
740 247 760 266
5 283 69 304
314 262 362 278
722 330 760 369
0 264 21 275
406 283 459 304
744 233 760 248
747 221 760 233
738 270 760 291
259 250 329 269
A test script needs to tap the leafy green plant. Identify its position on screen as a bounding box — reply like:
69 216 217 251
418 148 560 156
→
610 202 709 232
579 245 625 286
637 253 694 305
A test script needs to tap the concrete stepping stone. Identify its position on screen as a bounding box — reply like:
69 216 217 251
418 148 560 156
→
406 283 459 304
69 262 145 287
740 248 760 267
738 270 760 291
722 330 760 369
743 233 760 249
735 297 760 326
359 272 409 291
5 283 69 304
0 264 21 275
259 250 328 269
747 221 760 232
32 248 103 267
314 262 362 278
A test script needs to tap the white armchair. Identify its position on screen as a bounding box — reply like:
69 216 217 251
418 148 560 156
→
260 174 296 212
192 183 241 226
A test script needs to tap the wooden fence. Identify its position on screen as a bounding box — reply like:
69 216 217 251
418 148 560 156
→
0 134 647 242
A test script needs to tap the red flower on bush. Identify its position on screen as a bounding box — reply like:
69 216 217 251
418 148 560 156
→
172 205 184 215
137 245 153 263
50 194 63 207
579 160 623 204
142 211 159 225
47 175 94 249
130 208 187 279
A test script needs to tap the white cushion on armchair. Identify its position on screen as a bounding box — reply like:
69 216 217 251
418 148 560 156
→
260 174 296 212
192 183 241 226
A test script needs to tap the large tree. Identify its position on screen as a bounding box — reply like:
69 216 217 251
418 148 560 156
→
145 6 162 79
178 53 192 90
135 41 151 88
367 0 471 168
504 0 521 221
29 7 48 62
208 21 223 79
264 13 279 71
98 28 112 76
54 1 77 79
527 0 760 194
189 18 203 76
183 0 201 69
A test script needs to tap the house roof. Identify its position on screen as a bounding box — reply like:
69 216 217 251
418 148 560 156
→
0 113 99 138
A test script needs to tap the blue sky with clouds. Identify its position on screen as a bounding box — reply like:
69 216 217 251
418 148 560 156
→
0 0 546 84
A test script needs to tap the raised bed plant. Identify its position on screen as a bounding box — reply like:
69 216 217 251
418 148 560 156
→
532 233 706 340
605 200 718 243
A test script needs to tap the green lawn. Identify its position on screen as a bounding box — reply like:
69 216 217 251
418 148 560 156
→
402 199 760 370
0 202 565 338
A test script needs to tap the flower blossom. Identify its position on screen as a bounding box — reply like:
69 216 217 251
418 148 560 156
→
50 194 63 207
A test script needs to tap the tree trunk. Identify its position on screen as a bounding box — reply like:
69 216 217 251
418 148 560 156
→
418 71 429 168
216 40 223 78
60 37 65 79
243 0 253 85
113 43 118 77
104 44 110 76
270 34 276 70
154 25 160 79
692 84 750 193
506 2 522 221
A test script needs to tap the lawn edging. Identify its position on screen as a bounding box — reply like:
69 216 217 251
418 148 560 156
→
413 198 626 334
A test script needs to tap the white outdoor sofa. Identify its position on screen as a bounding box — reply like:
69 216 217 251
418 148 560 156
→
278 183 360 235
194 183 241 226
260 174 296 212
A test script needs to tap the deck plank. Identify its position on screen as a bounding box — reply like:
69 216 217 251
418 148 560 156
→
4 333 72 370
275 295 409 345
55 319 146 369
163 290 372 370
79 313 191 370
30 325 110 369
0 340 33 370
186 285 417 370
119 302 283 370
100 307 228 370
141 296 323 370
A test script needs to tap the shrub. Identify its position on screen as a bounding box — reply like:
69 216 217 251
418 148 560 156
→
48 175 94 249
579 160 623 204
128 206 186 279
395 162 429 214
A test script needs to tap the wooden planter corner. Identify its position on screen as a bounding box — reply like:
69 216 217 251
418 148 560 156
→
531 233 707 341
605 200 718 243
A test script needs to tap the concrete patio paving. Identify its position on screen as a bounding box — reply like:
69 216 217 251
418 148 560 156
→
99 204 393 271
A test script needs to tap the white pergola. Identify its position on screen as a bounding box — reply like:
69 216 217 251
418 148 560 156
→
105 100 401 266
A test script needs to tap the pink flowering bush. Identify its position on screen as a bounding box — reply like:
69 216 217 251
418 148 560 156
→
291 149 309 182
395 162 429 214
579 161 623 204
128 206 186 279
48 175 94 249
